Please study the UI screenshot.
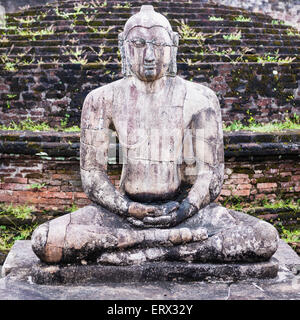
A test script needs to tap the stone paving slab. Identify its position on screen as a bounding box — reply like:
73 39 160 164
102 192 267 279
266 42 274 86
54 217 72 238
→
0 240 299 300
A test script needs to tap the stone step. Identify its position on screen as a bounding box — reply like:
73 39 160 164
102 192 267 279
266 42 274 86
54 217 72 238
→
2 25 296 39
0 44 298 56
1 52 299 65
0 60 299 73
14 1 266 15
4 15 292 29
1 24 295 38
5 10 280 21
1 32 299 47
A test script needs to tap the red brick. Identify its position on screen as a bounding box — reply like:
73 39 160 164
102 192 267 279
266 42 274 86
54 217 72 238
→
291 175 300 182
220 189 231 196
49 180 61 186
280 172 292 177
237 184 252 190
224 178 250 185
280 182 294 188
52 174 78 180
75 198 91 206
257 183 277 189
40 191 73 199
3 177 28 184
0 183 29 191
0 190 16 202
232 190 250 197
230 174 250 179
74 192 89 199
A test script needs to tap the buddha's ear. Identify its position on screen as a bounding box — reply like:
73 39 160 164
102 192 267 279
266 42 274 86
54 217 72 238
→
118 32 126 76
172 32 179 47
118 32 132 77
167 32 179 77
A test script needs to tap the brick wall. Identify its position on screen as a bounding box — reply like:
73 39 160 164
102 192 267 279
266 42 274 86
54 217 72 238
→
220 158 300 200
1 130 299 212
0 0 299 127
1 0 299 29
216 0 300 29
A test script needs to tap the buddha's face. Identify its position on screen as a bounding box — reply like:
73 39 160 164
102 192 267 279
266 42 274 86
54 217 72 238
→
125 26 173 81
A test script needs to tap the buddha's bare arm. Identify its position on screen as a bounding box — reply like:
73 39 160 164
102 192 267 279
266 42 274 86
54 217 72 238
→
80 89 160 218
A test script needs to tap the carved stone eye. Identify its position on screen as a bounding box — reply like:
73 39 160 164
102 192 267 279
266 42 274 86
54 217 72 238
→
152 39 165 47
131 38 146 48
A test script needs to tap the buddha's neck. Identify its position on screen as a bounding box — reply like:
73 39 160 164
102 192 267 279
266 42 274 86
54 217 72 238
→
130 76 169 94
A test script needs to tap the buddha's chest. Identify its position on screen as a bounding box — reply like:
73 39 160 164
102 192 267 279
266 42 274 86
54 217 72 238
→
112 87 187 161
113 87 185 138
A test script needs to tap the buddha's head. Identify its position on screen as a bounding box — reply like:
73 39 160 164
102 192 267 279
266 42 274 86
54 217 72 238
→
119 5 179 81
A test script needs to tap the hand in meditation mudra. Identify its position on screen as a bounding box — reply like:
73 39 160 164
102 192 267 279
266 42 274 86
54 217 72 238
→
32 6 278 265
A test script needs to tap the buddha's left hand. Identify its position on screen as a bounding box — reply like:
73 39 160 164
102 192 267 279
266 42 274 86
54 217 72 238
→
127 199 198 228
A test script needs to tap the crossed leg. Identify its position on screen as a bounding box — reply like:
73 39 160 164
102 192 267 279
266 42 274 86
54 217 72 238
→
31 203 279 265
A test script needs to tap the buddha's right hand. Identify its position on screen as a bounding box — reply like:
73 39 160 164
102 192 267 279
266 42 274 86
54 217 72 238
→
128 201 179 220
128 202 158 219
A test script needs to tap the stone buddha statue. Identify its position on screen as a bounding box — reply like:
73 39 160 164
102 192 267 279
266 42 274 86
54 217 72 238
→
31 5 279 266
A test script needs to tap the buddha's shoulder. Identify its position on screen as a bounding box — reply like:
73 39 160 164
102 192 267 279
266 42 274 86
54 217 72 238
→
85 78 125 102
176 77 219 115
176 76 218 102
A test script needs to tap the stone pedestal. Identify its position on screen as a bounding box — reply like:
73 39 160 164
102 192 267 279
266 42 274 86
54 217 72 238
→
1 240 300 300
31 259 279 285
0 240 289 284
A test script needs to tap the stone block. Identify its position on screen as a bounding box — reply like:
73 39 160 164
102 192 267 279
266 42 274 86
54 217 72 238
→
1 240 283 285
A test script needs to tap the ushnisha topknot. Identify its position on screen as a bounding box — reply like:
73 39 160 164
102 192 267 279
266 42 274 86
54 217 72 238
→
123 5 174 39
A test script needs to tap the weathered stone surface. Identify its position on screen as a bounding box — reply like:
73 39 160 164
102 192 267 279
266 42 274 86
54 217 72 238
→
30 5 279 272
1 239 300 300
31 259 279 285
1 240 39 278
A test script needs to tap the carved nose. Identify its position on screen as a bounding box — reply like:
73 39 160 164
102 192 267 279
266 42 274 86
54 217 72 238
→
145 44 155 63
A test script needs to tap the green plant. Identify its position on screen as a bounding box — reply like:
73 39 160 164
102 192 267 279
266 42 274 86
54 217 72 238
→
89 25 113 35
16 25 54 38
55 7 73 19
222 120 244 131
223 114 300 132
223 195 243 211
84 15 95 23
209 16 224 21
0 117 52 131
63 125 80 132
0 36 9 43
0 203 34 220
0 50 19 72
0 224 37 253
89 45 111 65
212 46 254 64
279 226 300 243
73 2 89 16
113 2 131 9
60 113 70 128
63 46 88 65
256 50 296 66
27 183 46 191
176 19 202 40
66 203 79 213
233 15 252 22
0 117 81 133
286 28 300 37
14 16 35 24
223 30 242 41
